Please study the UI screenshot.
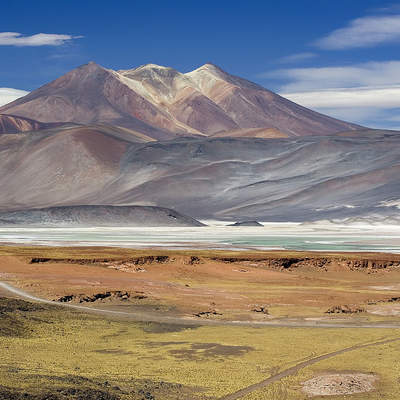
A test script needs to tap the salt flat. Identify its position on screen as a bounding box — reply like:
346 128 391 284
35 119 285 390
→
1 221 400 252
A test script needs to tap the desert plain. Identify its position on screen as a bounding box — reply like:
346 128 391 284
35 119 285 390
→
1 245 400 400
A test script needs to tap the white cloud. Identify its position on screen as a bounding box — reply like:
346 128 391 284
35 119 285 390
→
281 86 400 109
315 14 400 49
0 32 83 47
261 60 400 128
0 88 29 106
278 52 317 64
281 88 400 127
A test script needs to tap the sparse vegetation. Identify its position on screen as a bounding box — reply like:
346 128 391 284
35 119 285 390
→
0 296 400 399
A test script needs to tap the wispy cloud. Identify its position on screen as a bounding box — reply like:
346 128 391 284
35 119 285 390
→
314 14 400 49
278 52 317 64
265 61 400 92
0 88 29 106
0 32 83 47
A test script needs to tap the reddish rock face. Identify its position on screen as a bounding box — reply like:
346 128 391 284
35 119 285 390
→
0 62 361 139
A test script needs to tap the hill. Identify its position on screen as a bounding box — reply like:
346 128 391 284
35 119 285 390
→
0 205 205 227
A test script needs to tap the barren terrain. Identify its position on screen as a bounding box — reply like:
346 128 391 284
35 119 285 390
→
2 246 400 324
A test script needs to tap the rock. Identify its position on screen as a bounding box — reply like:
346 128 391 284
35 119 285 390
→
251 306 269 314
56 291 135 303
325 305 365 314
228 221 264 227
187 256 202 265
194 310 222 318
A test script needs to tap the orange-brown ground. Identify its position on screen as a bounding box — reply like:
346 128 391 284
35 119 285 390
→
1 246 400 321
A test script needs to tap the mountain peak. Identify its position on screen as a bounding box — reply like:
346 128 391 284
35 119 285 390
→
186 63 231 83
72 61 110 76
80 61 105 69
200 62 224 71
122 63 176 73
189 62 226 75
118 63 182 80
141 63 172 70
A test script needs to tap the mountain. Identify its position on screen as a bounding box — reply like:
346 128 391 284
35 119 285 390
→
0 63 179 140
0 205 205 227
0 127 399 221
0 62 360 139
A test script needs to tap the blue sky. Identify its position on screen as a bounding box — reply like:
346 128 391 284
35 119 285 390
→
1 0 400 129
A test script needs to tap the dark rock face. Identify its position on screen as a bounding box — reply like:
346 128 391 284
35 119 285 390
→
228 221 263 226
0 205 205 227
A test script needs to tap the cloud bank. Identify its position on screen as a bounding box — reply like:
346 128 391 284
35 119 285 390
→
263 61 400 129
266 61 400 92
0 32 82 47
0 88 29 106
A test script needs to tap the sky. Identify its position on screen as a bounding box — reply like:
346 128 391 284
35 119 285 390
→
1 0 400 129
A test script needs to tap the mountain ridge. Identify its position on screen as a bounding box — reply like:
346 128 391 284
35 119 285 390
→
0 61 361 139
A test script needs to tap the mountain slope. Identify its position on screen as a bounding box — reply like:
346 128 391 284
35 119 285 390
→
0 128 399 221
187 63 360 136
0 62 361 139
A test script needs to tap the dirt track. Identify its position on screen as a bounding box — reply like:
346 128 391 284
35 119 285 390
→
219 337 400 400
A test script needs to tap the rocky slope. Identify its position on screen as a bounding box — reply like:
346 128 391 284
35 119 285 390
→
0 62 360 139
0 205 205 227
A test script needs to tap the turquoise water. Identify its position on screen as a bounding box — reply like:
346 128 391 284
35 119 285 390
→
1 225 400 252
